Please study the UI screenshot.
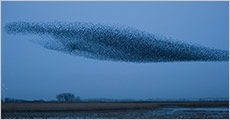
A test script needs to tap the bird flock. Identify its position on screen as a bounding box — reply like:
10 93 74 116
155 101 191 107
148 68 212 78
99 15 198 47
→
5 22 229 63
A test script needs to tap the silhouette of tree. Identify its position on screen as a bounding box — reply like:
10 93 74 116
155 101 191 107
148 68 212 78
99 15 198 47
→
76 96 81 102
56 93 75 102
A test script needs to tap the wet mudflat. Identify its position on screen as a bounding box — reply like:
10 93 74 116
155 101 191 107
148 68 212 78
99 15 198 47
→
2 102 229 119
2 107 229 119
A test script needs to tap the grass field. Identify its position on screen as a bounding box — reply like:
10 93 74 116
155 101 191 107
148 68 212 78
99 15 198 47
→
2 101 228 112
1 101 229 119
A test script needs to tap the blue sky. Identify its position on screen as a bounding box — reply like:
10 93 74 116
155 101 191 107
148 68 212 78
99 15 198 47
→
2 1 229 100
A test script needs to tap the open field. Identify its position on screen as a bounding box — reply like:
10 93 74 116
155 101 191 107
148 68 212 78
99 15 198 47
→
2 101 229 119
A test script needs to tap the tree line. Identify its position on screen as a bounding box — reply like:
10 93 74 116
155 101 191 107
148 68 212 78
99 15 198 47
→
56 93 81 102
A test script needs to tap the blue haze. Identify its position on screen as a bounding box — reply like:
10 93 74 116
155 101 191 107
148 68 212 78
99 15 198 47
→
2 1 229 100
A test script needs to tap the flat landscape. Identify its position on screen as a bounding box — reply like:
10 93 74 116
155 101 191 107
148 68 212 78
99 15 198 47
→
2 101 229 119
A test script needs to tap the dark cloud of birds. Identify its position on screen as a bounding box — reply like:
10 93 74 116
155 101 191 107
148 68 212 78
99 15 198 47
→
5 22 229 63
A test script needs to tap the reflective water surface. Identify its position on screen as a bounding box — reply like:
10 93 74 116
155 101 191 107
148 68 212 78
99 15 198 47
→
2 107 229 119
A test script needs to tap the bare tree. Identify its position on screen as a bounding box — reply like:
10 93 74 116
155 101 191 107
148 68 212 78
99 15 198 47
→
76 96 81 102
56 93 75 102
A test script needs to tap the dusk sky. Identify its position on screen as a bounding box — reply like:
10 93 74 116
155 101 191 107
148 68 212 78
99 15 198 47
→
2 1 229 100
